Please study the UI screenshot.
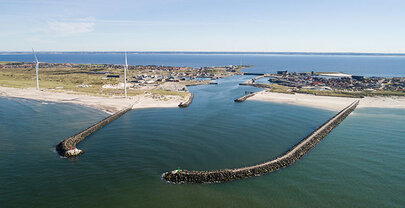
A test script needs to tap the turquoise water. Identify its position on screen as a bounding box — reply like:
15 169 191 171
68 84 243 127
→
0 54 405 207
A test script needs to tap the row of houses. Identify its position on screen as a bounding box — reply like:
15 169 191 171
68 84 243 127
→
270 71 405 92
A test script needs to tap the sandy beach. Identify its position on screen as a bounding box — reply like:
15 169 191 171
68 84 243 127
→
249 91 405 111
0 86 186 113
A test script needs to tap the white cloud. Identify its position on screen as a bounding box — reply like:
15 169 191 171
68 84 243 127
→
48 19 94 36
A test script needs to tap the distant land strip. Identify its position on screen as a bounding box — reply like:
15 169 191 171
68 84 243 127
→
2 51 405 56
162 100 359 184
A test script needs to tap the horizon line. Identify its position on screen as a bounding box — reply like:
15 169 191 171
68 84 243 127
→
1 51 405 56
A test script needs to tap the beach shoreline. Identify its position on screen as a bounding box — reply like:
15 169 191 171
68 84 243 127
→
249 91 405 111
0 86 186 113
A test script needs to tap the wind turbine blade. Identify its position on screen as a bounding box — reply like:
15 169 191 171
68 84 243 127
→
32 48 39 63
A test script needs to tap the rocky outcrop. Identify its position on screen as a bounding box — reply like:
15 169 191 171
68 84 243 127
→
56 105 133 157
162 100 359 183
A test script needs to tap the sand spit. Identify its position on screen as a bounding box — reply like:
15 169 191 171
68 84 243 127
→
0 86 185 113
249 91 405 111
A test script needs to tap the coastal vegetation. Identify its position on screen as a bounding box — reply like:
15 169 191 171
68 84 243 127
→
0 62 243 98
266 84 294 94
294 88 405 98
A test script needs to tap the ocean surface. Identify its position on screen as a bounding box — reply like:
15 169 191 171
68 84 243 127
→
0 53 404 207
1 52 405 77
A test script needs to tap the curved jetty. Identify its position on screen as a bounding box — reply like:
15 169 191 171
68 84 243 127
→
162 100 359 183
56 105 133 157
178 93 194 108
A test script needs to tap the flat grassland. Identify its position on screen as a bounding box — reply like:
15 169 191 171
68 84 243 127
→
0 64 188 97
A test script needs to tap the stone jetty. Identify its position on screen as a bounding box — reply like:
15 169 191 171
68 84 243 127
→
234 92 257 102
56 105 133 157
178 93 194 108
162 100 359 183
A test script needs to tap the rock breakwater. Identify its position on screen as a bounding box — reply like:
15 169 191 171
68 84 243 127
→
178 93 194 108
162 100 359 183
234 92 257 102
56 105 133 157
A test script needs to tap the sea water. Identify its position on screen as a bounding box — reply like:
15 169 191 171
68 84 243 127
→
0 54 404 207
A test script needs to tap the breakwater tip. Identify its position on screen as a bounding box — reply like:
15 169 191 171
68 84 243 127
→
56 106 132 158
178 93 194 108
64 148 83 157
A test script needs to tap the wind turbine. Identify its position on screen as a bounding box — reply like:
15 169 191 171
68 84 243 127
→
124 51 128 97
32 48 40 90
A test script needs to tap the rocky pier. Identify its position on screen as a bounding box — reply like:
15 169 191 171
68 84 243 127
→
56 105 133 157
234 92 257 102
178 93 194 108
162 100 359 183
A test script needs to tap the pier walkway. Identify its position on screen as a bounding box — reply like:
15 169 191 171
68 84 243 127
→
162 100 359 183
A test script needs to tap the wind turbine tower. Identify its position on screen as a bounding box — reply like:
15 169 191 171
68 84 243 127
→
124 51 128 97
32 48 40 90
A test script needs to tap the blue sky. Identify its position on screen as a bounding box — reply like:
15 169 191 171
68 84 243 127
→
1 0 405 52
